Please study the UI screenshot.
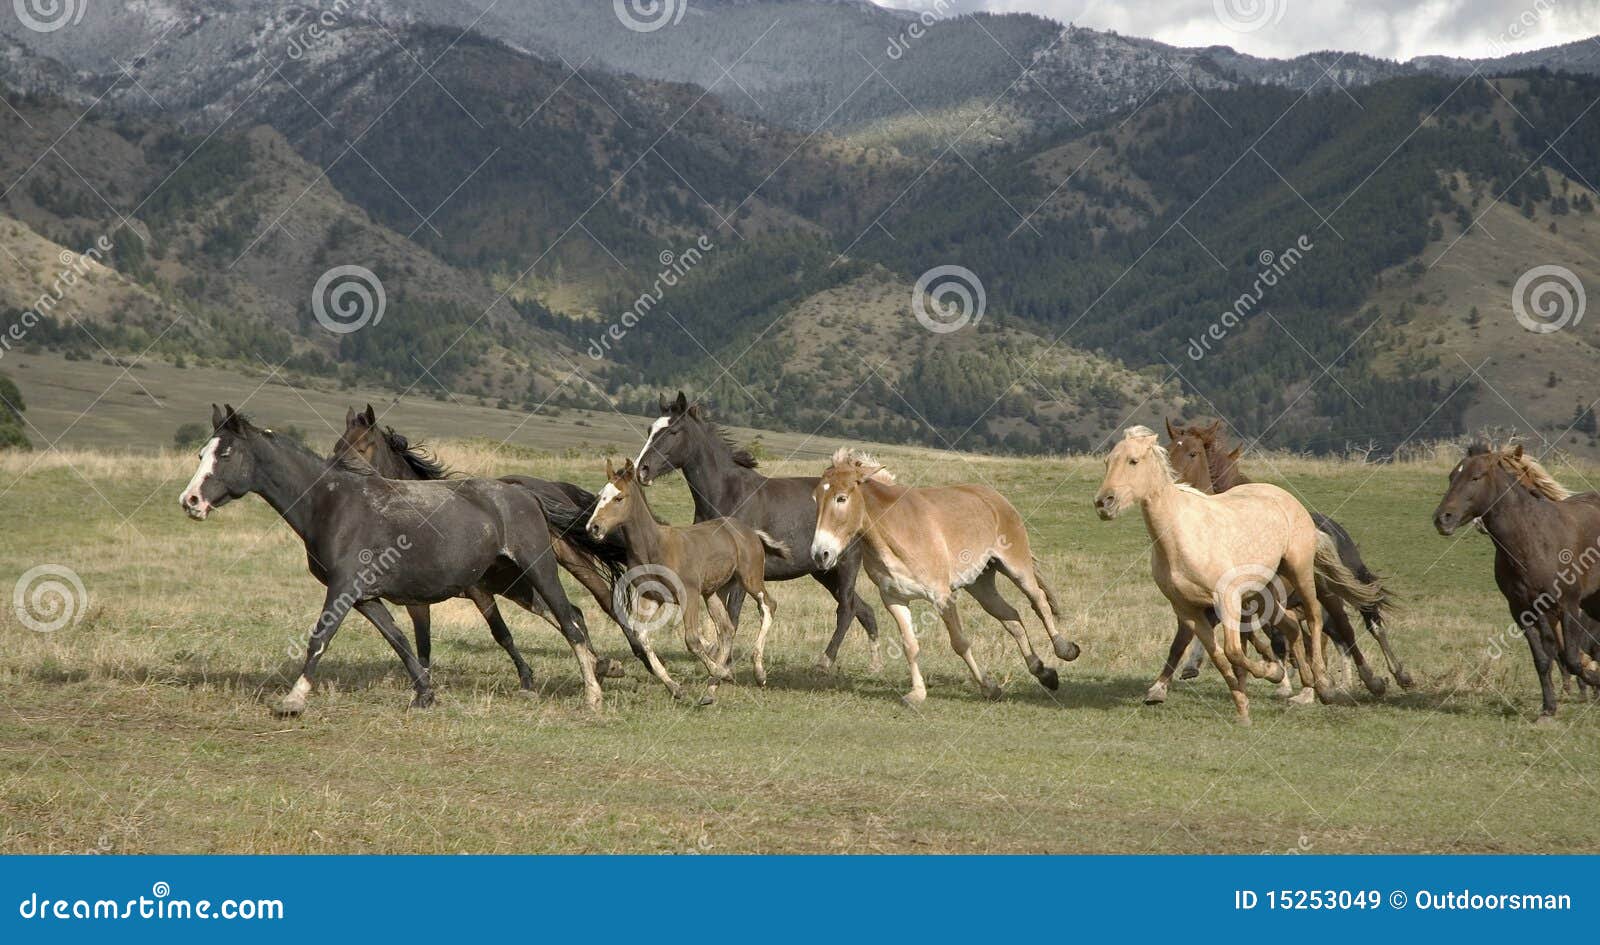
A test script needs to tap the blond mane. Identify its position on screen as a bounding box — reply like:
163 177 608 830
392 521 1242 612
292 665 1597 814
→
1498 447 1574 501
1121 426 1206 497
828 446 897 484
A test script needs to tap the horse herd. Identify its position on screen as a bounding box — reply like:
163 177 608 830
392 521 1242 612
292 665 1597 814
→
175 395 1600 724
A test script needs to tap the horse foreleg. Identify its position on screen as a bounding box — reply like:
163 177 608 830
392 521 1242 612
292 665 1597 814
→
1193 615 1251 723
406 604 432 675
278 586 354 717
882 595 926 706
1527 614 1560 723
465 587 535 692
353 599 436 709
1146 620 1197 705
1215 599 1282 684
1178 637 1206 680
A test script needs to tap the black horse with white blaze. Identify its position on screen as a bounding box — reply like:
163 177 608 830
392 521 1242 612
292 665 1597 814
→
634 393 882 672
179 405 605 715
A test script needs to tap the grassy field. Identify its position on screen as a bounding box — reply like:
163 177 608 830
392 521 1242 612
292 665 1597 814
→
3 435 1600 854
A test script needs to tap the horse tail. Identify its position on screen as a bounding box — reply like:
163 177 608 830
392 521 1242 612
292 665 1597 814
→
1312 530 1387 615
1311 512 1393 628
755 530 790 560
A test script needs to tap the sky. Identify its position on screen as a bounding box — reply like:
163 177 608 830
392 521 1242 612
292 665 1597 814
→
874 0 1600 61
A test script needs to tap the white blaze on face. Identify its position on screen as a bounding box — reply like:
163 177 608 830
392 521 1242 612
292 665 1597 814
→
589 482 621 531
179 437 220 519
634 415 672 468
810 484 845 564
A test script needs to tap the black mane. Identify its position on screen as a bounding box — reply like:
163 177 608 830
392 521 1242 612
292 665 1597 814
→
688 403 758 469
382 428 452 480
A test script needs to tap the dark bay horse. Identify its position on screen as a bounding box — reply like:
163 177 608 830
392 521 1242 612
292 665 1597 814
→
634 393 882 673
1433 442 1600 721
1153 420 1407 703
334 404 633 678
180 405 605 714
587 458 786 704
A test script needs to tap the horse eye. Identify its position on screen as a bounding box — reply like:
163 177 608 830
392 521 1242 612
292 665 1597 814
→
835 495 846 504
1129 458 1139 466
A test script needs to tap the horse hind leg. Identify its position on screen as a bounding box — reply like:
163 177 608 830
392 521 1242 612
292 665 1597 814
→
1289 558 1353 706
967 568 1059 692
999 558 1079 662
517 539 603 711
465 587 535 692
553 542 627 678
940 599 1001 700
1322 594 1385 697
1250 625 1295 698
1192 615 1252 723
1178 637 1206 680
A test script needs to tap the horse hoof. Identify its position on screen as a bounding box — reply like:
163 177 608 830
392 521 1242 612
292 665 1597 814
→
1143 685 1167 705
812 654 835 673
1363 675 1389 697
410 691 436 710
1394 670 1416 690
1533 713 1557 727
1316 686 1356 707
669 687 691 703
1178 667 1200 681
1264 664 1286 684
696 693 716 707
755 670 768 687
1237 714 1253 726
598 659 626 679
1288 687 1316 706
1036 667 1060 691
273 701 305 719
1053 639 1081 662
900 692 926 708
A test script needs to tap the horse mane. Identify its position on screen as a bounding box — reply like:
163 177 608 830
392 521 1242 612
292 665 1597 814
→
686 402 758 469
1125 426 1206 497
828 446 897 484
381 427 452 480
1494 443 1574 501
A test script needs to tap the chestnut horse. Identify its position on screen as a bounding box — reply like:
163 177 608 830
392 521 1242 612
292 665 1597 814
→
810 448 1079 705
1433 442 1600 721
1095 426 1360 722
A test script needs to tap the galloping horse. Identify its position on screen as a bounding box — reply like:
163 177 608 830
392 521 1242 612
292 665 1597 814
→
634 393 882 672
180 405 606 715
810 448 1079 705
1433 442 1600 721
587 458 785 704
334 405 634 678
1160 420 1405 700
1095 426 1361 721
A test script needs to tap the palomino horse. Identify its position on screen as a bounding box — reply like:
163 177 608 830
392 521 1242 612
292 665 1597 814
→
1160 419 1403 700
810 448 1079 705
634 393 881 672
587 458 786 704
1433 442 1600 721
180 405 606 714
1095 426 1359 721
335 405 634 679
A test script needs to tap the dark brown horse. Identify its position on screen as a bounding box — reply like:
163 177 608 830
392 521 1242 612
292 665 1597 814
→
1151 420 1406 703
1433 442 1600 721
335 405 636 678
587 458 786 705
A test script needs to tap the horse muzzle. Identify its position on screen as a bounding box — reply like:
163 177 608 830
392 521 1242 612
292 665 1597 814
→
1093 493 1120 520
1433 510 1458 536
180 491 211 521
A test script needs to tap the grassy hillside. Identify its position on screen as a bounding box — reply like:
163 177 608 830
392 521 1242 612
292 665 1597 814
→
4 438 1599 853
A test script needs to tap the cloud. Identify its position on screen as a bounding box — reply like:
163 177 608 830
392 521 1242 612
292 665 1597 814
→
875 0 1600 60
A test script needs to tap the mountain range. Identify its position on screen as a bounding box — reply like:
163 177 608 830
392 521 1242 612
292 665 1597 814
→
2 0 1599 455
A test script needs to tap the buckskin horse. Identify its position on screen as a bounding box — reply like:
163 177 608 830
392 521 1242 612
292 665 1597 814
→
334 404 635 679
1158 419 1405 702
634 393 882 672
1095 426 1367 722
810 448 1079 705
1433 442 1600 721
587 458 786 705
179 405 606 715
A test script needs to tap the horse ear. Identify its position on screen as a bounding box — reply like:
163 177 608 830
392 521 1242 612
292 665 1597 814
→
1204 419 1221 436
621 458 636 477
673 391 688 413
1228 446 1242 460
604 457 615 479
1512 444 1524 459
658 394 670 414
221 404 242 431
212 404 226 428
1165 418 1178 440
363 404 376 425
345 406 357 426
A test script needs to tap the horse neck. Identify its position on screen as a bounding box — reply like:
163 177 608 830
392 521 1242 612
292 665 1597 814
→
1209 451 1249 491
1479 473 1556 555
249 437 333 539
678 424 761 519
1136 477 1195 550
371 442 419 480
856 479 912 562
617 489 669 565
